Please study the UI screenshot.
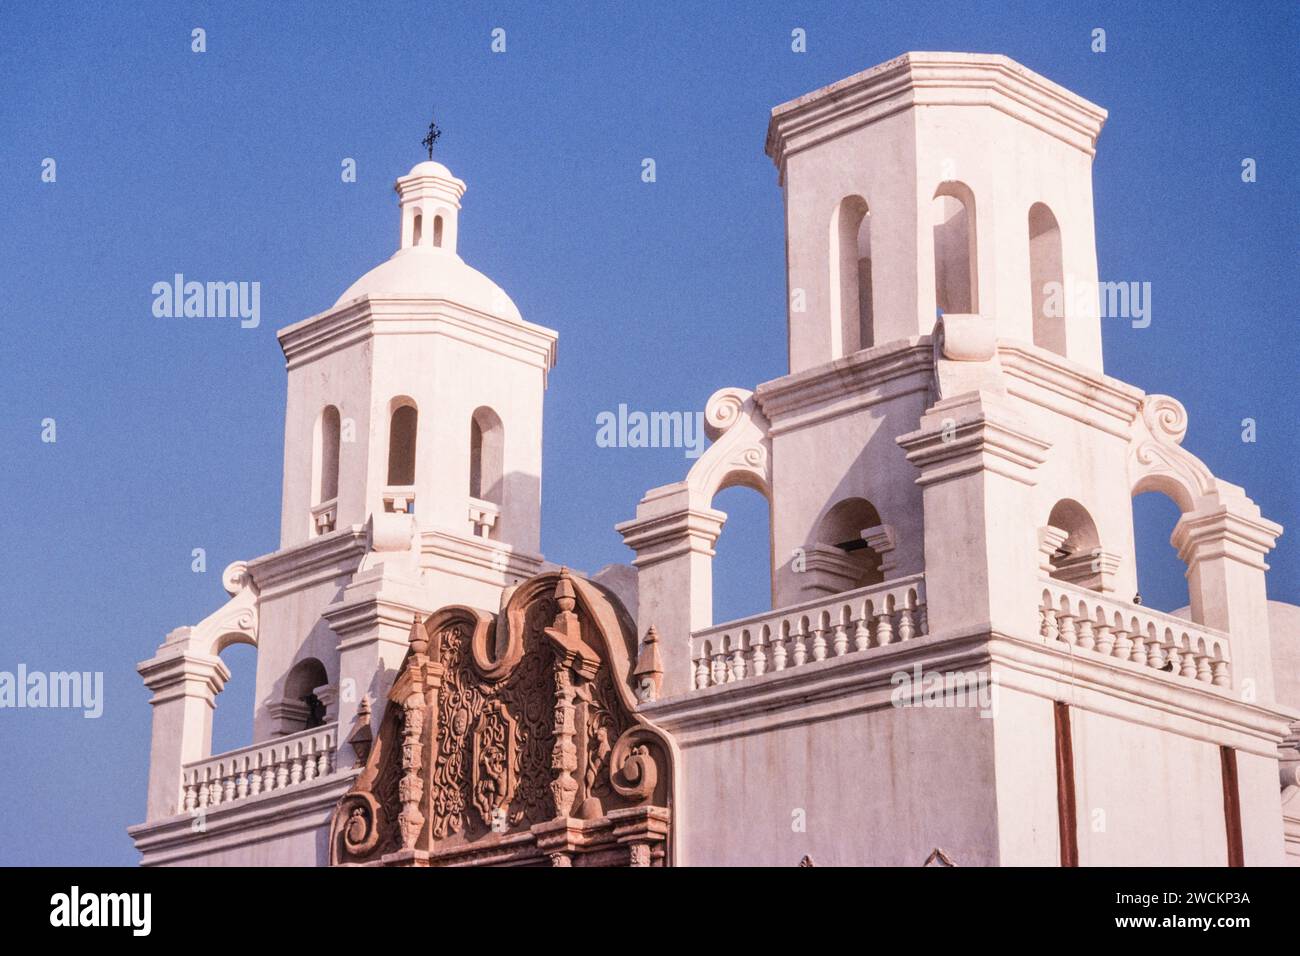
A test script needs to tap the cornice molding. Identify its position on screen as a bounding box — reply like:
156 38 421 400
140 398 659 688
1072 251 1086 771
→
246 525 369 596
766 52 1108 180
276 295 559 379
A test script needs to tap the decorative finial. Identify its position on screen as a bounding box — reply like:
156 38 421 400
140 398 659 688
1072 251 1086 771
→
421 110 442 160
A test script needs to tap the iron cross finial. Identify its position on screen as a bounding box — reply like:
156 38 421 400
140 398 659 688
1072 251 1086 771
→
422 112 442 160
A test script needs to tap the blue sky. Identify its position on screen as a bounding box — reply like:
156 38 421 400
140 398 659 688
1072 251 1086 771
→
0 2 1295 865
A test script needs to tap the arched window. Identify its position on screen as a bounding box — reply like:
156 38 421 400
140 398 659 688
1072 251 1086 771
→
470 405 504 538
1044 499 1103 590
278 658 329 735
387 401 418 486
1029 203 1065 355
313 405 341 504
433 214 444 248
932 184 978 315
829 196 873 356
815 497 886 592
412 212 423 247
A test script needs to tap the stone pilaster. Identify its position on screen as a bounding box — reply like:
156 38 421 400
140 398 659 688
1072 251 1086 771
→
616 483 726 698
323 563 431 761
897 391 1051 641
137 645 231 821
1173 499 1282 702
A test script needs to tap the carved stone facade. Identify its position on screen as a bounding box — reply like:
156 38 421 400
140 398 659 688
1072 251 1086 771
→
328 569 673 866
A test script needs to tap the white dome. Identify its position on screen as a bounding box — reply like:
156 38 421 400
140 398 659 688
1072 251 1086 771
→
404 159 455 179
334 247 522 321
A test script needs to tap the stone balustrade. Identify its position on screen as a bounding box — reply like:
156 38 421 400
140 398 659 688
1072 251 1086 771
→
1038 578 1231 688
180 722 339 814
690 575 928 690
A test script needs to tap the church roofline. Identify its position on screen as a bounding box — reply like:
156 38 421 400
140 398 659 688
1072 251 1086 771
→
765 51 1109 178
276 294 559 379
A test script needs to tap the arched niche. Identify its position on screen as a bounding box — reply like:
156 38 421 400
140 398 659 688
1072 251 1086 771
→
1028 202 1065 355
932 182 978 315
829 195 874 357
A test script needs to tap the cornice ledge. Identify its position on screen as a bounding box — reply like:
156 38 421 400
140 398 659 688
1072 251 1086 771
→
997 342 1143 436
766 52 1107 176
246 525 369 593
278 295 558 373
754 338 933 422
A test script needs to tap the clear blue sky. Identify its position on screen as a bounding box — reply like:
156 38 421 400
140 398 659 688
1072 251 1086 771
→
0 2 1295 865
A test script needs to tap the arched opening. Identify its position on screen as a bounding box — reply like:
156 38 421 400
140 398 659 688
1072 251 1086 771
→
1132 491 1191 614
932 184 978 315
276 657 329 736
711 485 774 624
209 642 257 756
469 406 504 503
829 195 873 356
1044 498 1103 590
811 497 886 593
412 212 423 247
1029 203 1065 355
433 214 444 248
312 405 341 504
386 401 418 486
469 406 505 539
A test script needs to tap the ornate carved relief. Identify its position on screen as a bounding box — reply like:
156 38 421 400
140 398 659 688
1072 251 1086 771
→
329 569 674 866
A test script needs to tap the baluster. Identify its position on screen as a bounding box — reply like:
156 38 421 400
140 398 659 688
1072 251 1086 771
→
1039 606 1058 642
1146 634 1166 671
1165 644 1181 675
1180 646 1198 679
811 625 827 662
1094 622 1114 657
1212 661 1230 688
832 622 849 657
1195 655 1212 684
290 752 304 786
197 774 211 809
183 774 197 812
772 632 788 671
223 771 236 803
236 764 250 799
262 761 276 794
852 613 871 652
898 606 915 642
1076 617 1095 652
1129 634 1148 668
1057 610 1076 646
792 624 808 666
730 643 746 682
876 610 894 645
275 757 289 791
1112 625 1132 661
751 639 768 677
711 652 727 685
248 758 263 796
303 748 319 782
694 656 710 689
